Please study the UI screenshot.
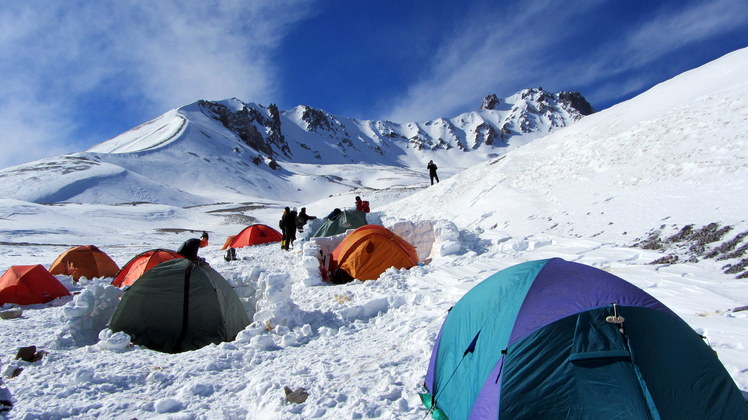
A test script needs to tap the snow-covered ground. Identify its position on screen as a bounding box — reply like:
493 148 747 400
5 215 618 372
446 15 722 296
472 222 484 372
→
1 48 747 419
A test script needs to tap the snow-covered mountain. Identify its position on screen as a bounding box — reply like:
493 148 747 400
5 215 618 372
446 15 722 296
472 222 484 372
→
184 88 591 163
0 48 746 419
0 89 592 206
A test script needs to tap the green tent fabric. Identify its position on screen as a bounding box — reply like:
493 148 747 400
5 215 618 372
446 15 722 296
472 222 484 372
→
311 209 367 238
109 259 250 353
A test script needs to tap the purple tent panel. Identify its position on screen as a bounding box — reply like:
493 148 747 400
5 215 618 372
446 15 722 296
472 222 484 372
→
507 258 673 347
424 326 445 391
468 356 504 419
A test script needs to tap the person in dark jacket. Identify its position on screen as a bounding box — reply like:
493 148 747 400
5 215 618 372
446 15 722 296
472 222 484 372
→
427 160 439 185
279 207 297 250
177 231 209 262
290 208 298 247
296 207 317 232
326 208 342 220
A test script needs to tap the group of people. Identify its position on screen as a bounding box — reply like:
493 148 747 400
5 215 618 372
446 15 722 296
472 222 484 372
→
326 195 371 221
279 207 317 250
177 160 439 257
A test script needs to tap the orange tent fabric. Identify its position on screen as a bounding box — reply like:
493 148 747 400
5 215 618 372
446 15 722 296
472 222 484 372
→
112 249 183 288
329 225 418 282
49 245 120 281
221 224 283 250
0 264 71 305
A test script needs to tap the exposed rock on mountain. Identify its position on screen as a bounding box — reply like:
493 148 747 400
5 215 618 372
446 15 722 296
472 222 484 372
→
189 87 593 163
198 100 290 158
481 94 500 110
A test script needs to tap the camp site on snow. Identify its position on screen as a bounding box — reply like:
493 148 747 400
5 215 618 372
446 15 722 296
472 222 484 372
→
1 45 748 419
1 210 746 418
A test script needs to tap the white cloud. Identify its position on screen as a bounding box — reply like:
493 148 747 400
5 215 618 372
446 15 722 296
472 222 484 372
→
620 0 748 69
383 0 748 122
0 96 74 169
382 1 593 122
0 0 316 169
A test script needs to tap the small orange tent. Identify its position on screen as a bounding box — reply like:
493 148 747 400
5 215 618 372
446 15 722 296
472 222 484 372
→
112 249 183 288
221 224 283 250
49 245 120 281
0 265 71 305
328 225 418 283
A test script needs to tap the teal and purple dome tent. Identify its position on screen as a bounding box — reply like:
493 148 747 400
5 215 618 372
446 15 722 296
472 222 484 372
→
421 258 747 419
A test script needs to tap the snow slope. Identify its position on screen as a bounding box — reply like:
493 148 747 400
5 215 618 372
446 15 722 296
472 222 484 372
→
0 48 747 419
384 47 748 241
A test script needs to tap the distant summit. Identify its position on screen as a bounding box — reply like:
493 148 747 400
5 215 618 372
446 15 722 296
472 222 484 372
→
181 87 594 163
0 88 593 205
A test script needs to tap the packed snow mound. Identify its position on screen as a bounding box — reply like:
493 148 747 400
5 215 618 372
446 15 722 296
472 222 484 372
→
383 47 748 240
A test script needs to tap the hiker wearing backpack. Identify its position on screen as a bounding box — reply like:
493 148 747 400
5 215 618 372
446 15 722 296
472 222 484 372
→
427 160 439 185
355 196 370 213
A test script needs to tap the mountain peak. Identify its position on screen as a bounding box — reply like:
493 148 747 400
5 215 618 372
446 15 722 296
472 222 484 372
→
188 88 594 164
480 94 500 110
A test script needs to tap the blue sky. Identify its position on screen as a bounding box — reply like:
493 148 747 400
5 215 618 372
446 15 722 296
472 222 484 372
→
1 0 747 169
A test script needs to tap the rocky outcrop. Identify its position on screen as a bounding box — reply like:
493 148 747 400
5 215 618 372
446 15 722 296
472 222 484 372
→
557 91 594 116
198 100 290 158
195 88 593 163
481 94 500 110
301 106 334 132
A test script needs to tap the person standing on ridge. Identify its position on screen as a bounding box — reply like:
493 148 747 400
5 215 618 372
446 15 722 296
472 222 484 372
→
427 160 439 185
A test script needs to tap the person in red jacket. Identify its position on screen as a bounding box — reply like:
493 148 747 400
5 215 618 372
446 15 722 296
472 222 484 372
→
355 196 370 213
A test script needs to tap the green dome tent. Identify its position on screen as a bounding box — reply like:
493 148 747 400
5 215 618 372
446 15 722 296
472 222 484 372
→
312 209 368 238
109 259 250 353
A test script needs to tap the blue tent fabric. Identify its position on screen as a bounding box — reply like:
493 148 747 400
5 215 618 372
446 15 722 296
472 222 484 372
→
425 259 546 419
422 258 748 420
499 307 656 419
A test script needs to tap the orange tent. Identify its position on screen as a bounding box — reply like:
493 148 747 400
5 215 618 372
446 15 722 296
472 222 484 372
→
112 249 183 288
49 245 120 281
221 224 283 250
329 225 418 283
0 265 71 305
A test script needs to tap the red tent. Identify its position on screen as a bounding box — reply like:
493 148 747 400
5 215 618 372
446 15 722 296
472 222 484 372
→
221 224 283 250
112 249 183 288
0 265 71 305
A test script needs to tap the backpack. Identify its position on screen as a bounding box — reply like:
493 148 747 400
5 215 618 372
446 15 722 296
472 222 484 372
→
362 200 370 213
